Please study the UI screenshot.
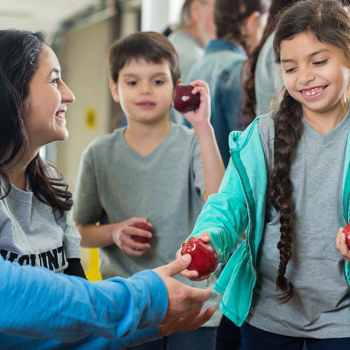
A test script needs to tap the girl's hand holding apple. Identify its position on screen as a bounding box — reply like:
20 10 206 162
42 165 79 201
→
176 232 218 281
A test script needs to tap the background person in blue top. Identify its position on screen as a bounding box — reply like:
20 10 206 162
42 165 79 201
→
178 0 350 349
183 0 271 168
0 28 215 349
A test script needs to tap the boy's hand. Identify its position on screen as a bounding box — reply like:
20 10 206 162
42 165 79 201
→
153 254 212 324
175 233 212 281
181 80 211 130
111 217 153 257
158 306 215 337
336 227 350 263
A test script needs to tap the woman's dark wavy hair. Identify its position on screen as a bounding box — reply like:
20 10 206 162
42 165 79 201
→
0 30 73 217
241 0 300 127
214 0 270 53
271 0 350 303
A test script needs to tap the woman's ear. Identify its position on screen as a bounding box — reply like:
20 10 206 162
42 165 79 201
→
175 78 182 86
190 0 204 24
243 11 261 35
109 81 120 103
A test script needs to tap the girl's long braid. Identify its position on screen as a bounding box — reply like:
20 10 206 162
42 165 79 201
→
270 89 303 303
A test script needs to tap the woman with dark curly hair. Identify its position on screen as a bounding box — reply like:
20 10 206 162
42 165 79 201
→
179 0 350 348
184 0 270 168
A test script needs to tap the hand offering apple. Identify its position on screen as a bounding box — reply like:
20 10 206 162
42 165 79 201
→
172 84 201 113
344 222 350 250
181 237 218 286
131 222 154 244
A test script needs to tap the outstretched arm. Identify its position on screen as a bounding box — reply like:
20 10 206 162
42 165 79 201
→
0 257 168 342
0 254 213 347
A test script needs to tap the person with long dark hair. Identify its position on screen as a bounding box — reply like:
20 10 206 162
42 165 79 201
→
0 30 85 277
178 0 350 348
0 29 215 349
184 0 270 168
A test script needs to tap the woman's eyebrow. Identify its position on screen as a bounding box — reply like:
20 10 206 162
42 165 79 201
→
47 68 60 77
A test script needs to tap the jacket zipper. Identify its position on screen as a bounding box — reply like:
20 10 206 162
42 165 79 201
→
231 155 257 274
347 192 350 291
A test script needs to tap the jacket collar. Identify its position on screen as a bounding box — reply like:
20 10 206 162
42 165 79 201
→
205 39 246 56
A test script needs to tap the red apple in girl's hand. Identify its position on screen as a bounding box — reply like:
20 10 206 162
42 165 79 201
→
131 222 154 244
172 84 201 113
344 222 350 250
181 237 219 276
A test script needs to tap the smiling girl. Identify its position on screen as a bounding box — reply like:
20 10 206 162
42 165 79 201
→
178 0 350 348
0 30 85 278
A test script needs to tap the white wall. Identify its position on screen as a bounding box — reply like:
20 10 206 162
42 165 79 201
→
56 18 115 191
141 0 184 32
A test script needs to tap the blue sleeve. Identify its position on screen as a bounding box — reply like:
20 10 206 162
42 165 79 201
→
0 257 167 342
0 327 161 350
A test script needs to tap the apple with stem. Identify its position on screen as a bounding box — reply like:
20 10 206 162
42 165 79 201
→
181 237 218 287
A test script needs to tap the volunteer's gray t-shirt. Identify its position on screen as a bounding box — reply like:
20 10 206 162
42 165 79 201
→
246 112 350 338
0 177 81 273
72 123 223 327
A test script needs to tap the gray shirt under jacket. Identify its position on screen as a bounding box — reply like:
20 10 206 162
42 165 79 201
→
246 112 350 338
0 179 81 274
72 123 223 327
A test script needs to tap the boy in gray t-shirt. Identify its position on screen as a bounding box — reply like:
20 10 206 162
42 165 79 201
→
72 32 225 349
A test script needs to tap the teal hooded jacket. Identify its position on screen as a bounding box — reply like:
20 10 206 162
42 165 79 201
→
189 115 350 327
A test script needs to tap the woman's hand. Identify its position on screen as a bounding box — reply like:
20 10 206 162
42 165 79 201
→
336 227 350 263
181 80 211 130
111 217 153 257
175 233 212 281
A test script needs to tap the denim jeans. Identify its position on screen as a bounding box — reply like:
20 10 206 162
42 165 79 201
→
241 322 350 350
126 327 217 350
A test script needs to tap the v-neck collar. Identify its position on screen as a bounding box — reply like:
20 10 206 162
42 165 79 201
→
120 123 174 160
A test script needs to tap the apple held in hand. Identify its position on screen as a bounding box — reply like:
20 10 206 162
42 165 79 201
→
344 222 350 250
181 237 219 276
131 222 154 244
172 84 201 113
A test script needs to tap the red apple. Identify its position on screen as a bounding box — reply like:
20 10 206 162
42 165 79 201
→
131 222 154 244
172 84 201 113
181 237 218 276
344 222 350 250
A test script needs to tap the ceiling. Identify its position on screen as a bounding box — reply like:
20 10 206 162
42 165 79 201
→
0 0 105 39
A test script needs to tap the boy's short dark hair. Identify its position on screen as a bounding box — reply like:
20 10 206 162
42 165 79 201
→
108 31 180 87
